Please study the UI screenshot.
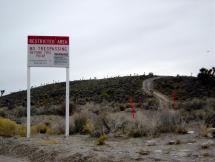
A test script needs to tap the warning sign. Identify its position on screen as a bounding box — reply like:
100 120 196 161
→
28 36 69 67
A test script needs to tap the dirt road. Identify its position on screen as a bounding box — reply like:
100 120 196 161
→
142 77 171 109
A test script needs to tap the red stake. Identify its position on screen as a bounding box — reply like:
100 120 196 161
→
129 96 136 119
172 91 176 110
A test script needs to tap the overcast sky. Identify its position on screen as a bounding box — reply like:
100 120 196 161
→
0 0 214 94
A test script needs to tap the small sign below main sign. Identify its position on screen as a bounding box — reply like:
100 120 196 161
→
28 36 69 68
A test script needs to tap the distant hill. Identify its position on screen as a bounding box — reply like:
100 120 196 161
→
0 75 150 110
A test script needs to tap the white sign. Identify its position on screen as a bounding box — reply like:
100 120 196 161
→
28 36 69 67
27 35 70 138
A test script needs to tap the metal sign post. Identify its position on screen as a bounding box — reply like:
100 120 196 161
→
27 67 31 138
27 36 70 138
65 67 70 136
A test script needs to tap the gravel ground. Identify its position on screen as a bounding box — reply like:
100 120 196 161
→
0 155 29 162
0 133 215 162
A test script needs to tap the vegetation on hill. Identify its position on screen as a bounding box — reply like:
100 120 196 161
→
1 69 215 140
0 75 149 107
0 75 156 119
154 67 215 127
154 67 215 101
197 67 215 86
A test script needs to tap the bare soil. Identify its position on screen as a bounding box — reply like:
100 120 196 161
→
0 133 215 162
0 155 28 162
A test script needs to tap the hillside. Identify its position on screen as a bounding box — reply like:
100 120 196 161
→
0 75 150 107
1 74 215 126
153 76 215 101
1 75 215 162
0 75 156 119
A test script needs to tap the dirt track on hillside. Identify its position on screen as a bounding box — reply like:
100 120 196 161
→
142 77 171 109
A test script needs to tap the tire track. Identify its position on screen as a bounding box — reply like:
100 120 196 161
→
143 77 171 109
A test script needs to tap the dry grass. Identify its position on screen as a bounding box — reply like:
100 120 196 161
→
16 124 26 137
31 123 53 135
82 119 95 135
179 98 215 125
127 115 160 137
71 112 88 134
96 134 108 145
0 117 54 137
42 139 59 144
157 110 187 134
199 124 209 137
0 107 188 138
0 117 17 137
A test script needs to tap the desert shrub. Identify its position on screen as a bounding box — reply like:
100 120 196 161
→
0 108 7 117
127 120 160 138
199 123 209 137
147 98 158 106
0 117 17 137
126 112 160 137
157 111 186 133
175 125 187 134
207 98 215 109
126 110 187 137
96 134 108 145
144 98 159 109
205 113 215 127
101 90 109 98
90 112 111 137
179 98 215 124
90 118 104 137
181 110 199 122
72 113 87 134
128 121 149 137
204 99 215 127
181 98 205 111
13 106 26 117
52 120 65 135
82 119 94 135
31 123 52 135
56 103 76 116
31 106 43 116
108 114 130 135
119 105 126 111
16 125 26 137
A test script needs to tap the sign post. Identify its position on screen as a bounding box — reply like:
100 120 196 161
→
27 36 70 137
66 67 70 136
27 67 31 138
